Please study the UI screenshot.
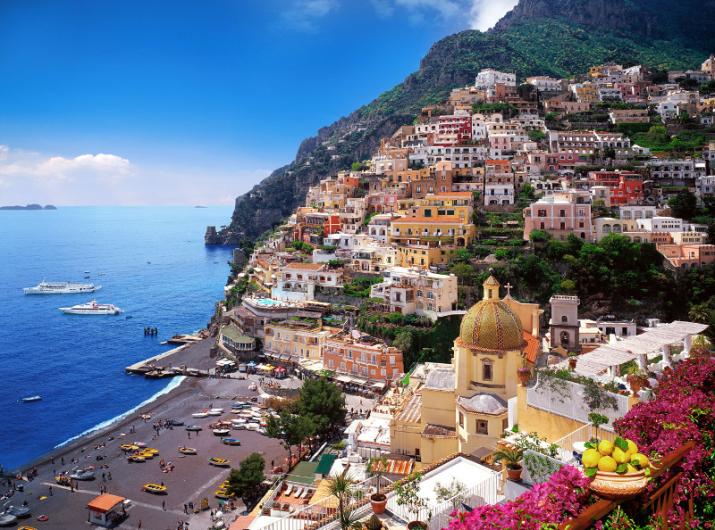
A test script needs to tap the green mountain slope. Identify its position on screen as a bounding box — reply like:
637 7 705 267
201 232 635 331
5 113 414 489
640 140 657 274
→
210 1 713 246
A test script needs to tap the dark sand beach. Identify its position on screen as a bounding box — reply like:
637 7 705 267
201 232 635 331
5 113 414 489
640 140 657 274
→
5 376 286 530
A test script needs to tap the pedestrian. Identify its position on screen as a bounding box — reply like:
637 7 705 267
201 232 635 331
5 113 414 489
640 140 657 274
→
102 472 106 481
188 431 191 439
49 485 53 496
162 500 166 511
183 503 188 514
108 471 112 480
138 521 142 529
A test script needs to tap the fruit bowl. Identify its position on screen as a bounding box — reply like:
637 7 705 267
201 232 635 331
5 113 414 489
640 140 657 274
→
589 469 648 500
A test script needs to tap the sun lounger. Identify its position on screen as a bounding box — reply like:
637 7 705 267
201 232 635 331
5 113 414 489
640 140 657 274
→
294 487 304 498
284 484 293 496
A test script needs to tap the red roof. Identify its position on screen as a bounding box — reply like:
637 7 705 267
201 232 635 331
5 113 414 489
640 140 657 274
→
523 331 540 364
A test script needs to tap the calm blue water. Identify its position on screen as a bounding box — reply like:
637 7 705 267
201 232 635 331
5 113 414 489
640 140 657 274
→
0 206 233 470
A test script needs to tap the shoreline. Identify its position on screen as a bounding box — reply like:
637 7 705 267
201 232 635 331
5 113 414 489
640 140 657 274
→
19 374 197 473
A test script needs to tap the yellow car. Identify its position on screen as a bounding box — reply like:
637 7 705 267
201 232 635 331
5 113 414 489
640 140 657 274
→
208 457 230 467
142 483 168 495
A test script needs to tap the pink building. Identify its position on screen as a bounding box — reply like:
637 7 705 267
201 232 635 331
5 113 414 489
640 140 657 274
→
657 244 715 270
523 191 592 241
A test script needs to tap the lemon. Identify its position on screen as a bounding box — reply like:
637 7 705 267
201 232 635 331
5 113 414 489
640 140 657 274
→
630 453 650 468
626 463 638 473
582 448 601 468
598 456 618 472
626 439 638 454
598 439 614 456
612 447 629 464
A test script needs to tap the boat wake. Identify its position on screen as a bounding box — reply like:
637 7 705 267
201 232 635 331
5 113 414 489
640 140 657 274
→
54 376 186 448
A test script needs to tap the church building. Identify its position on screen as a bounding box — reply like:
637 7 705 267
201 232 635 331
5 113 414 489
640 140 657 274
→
390 276 542 464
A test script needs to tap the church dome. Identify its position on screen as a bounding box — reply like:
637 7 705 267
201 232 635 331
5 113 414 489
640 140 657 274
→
459 276 525 352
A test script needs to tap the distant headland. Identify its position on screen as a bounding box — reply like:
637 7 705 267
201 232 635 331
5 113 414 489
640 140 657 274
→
0 204 57 210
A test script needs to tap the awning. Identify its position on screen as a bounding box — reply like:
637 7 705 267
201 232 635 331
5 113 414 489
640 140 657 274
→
336 375 352 384
372 382 386 390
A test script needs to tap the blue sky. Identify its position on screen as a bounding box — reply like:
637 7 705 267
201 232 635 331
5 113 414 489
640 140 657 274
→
0 0 516 205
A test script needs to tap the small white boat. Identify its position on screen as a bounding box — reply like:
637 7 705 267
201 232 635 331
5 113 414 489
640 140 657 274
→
59 300 122 315
192 412 209 418
21 395 42 403
208 408 223 416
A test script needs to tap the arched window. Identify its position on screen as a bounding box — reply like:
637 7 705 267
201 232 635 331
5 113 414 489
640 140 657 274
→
561 315 568 323
482 360 493 381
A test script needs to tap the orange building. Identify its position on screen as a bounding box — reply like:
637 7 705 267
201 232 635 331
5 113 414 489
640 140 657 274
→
323 332 404 382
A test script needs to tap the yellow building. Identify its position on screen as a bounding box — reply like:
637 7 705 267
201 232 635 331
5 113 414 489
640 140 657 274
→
390 276 542 465
263 319 337 363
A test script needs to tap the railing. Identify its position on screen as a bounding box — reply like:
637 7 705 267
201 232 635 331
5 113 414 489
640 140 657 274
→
553 423 616 458
559 441 696 530
386 471 500 530
526 377 630 431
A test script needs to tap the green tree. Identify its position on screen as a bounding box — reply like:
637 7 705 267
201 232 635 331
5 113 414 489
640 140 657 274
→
393 330 414 354
668 191 698 220
226 452 266 508
298 378 346 442
327 473 361 530
265 411 315 465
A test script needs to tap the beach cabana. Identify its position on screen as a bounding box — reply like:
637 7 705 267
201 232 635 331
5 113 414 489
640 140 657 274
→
87 493 126 527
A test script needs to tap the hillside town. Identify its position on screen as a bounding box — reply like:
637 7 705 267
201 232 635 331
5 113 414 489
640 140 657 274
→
194 56 715 530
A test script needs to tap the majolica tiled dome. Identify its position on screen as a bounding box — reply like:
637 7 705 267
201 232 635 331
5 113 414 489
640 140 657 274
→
459 276 525 352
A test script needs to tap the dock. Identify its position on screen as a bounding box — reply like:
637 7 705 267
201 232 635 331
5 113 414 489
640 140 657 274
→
125 336 218 378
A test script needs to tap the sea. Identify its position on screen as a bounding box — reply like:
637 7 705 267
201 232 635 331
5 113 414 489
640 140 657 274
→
0 206 234 470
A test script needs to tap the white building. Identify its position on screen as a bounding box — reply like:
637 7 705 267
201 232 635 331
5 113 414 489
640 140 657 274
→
619 205 657 220
475 68 516 90
646 158 707 185
636 216 684 232
695 175 715 203
526 76 562 92
484 183 515 206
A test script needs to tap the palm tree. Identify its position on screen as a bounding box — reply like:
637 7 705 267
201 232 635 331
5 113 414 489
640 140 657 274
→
688 304 711 324
327 473 361 530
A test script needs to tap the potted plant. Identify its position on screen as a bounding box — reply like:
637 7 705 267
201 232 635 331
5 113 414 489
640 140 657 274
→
367 456 388 514
327 472 360 530
626 372 648 394
394 472 427 530
568 352 578 370
517 366 531 385
364 514 383 530
493 447 524 481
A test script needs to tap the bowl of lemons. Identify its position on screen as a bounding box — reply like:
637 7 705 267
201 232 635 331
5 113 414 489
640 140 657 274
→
582 436 652 500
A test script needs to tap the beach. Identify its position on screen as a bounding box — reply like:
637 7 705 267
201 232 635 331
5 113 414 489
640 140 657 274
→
5 375 287 530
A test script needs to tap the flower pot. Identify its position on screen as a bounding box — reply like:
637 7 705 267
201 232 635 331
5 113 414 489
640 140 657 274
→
589 470 647 500
517 368 531 385
407 521 428 530
369 493 387 514
627 376 642 394
568 357 577 370
506 464 522 481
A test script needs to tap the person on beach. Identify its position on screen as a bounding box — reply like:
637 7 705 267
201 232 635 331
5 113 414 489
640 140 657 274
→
108 471 112 480
49 486 53 496
162 500 166 511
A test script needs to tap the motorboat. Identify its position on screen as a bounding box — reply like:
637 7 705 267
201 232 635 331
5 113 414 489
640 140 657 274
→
208 457 230 467
23 281 100 295
59 301 121 315
222 438 241 446
207 408 223 416
21 395 42 403
192 412 209 418
8 505 31 518
185 425 202 432
178 447 197 455
0 513 17 526
212 428 230 436
69 468 95 481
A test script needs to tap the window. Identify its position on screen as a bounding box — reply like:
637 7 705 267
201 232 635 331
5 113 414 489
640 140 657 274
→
482 361 493 381
502 418 508 433
476 420 489 435
561 315 568 323
459 411 465 428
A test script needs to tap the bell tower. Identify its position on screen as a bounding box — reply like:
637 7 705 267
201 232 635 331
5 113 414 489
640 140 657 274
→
549 295 580 352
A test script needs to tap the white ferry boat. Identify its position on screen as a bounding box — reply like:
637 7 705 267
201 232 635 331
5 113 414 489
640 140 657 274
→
59 300 122 315
24 281 101 295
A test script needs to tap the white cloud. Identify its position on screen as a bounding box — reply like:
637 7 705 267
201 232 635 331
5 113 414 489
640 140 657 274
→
367 0 517 30
469 0 518 31
0 144 268 206
283 0 339 31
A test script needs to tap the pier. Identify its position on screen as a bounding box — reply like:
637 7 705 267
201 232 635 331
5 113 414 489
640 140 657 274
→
125 336 217 378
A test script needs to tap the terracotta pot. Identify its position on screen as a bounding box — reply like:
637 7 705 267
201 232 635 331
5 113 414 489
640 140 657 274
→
407 522 428 530
506 464 523 481
627 378 642 393
370 493 387 514
568 357 577 370
589 470 647 500
517 368 531 385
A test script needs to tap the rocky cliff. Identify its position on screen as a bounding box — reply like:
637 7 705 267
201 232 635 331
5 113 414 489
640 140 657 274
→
207 0 713 246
